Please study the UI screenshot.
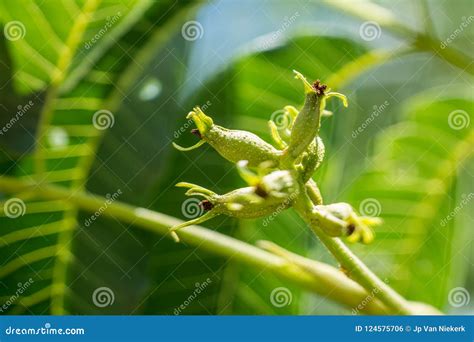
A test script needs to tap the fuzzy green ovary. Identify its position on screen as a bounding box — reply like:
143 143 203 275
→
287 91 322 159
301 136 325 182
205 126 281 166
214 187 292 218
224 200 288 219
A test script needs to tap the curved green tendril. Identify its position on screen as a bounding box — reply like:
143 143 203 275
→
172 140 206 151
170 211 219 242
236 160 260 185
325 92 348 107
293 70 315 94
268 121 287 149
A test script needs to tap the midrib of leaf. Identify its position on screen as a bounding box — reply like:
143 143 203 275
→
395 130 474 300
347 94 473 307
402 132 473 248
45 2 198 315
30 0 102 315
34 0 101 176
60 0 154 93
0 0 151 315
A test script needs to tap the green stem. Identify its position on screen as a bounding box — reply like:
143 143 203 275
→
0 175 438 315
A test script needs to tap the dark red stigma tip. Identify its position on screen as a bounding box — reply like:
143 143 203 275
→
191 128 202 139
312 79 327 95
347 224 356 236
255 185 269 199
200 200 214 211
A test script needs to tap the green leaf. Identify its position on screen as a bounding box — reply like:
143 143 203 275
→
0 0 198 315
346 92 474 309
0 0 153 94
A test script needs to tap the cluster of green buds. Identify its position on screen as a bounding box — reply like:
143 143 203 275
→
172 70 381 244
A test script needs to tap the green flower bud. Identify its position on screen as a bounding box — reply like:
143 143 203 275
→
301 136 325 182
307 206 350 237
170 169 298 242
285 70 347 161
286 71 325 159
319 202 381 244
268 103 325 182
173 107 281 166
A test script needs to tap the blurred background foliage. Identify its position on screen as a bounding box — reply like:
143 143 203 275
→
0 0 472 315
